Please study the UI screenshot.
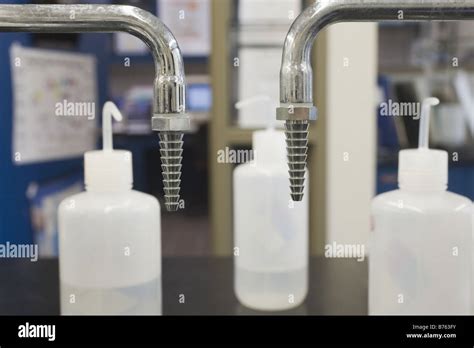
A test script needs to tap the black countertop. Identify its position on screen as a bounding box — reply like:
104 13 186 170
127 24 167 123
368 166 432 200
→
0 257 367 315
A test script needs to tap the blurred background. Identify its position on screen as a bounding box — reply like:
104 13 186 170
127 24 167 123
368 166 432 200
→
1 0 474 259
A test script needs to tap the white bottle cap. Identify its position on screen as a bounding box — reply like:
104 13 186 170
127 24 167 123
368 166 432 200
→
398 148 447 189
398 97 448 189
253 128 286 164
84 101 133 189
235 95 286 165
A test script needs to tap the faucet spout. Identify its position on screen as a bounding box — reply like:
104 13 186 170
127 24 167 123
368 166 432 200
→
0 4 189 211
278 0 474 201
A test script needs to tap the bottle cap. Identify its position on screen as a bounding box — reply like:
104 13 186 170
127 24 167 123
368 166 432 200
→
84 101 133 189
253 128 286 164
398 97 448 189
235 95 286 165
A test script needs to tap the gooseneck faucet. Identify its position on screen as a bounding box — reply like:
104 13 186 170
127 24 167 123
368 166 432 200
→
278 0 474 201
0 4 189 211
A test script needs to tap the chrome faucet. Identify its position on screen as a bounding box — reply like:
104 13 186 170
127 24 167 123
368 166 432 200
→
0 4 189 211
278 0 474 201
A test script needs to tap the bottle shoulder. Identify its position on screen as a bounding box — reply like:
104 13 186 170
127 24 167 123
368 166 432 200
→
59 189 160 214
372 189 472 213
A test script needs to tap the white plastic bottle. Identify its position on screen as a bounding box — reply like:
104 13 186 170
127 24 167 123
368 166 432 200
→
233 113 309 311
58 102 162 315
369 97 472 315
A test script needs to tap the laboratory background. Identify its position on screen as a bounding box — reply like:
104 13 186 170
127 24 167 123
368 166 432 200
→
0 0 473 315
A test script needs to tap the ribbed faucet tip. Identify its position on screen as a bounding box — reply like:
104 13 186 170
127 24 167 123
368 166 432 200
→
159 131 183 212
285 120 308 202
291 193 304 201
165 200 180 212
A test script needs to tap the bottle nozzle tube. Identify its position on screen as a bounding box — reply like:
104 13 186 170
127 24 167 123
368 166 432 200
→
418 97 439 149
102 101 123 151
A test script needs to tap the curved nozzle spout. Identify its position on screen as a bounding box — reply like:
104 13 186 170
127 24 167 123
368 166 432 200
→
102 101 123 152
0 4 189 211
278 0 474 201
418 97 439 149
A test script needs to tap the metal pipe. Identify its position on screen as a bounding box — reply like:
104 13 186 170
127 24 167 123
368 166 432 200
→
0 4 189 211
278 0 474 201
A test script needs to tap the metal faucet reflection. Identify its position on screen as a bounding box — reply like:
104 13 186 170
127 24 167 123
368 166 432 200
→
0 4 189 211
278 0 474 201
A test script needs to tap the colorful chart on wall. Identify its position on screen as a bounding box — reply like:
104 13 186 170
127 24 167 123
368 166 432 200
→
158 0 210 57
10 44 97 165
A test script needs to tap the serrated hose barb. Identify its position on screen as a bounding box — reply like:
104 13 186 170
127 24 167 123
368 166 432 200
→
285 120 308 201
159 132 184 211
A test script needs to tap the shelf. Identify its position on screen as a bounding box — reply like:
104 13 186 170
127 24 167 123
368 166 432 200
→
378 22 421 28
379 65 474 74
104 29 209 65
108 53 208 66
